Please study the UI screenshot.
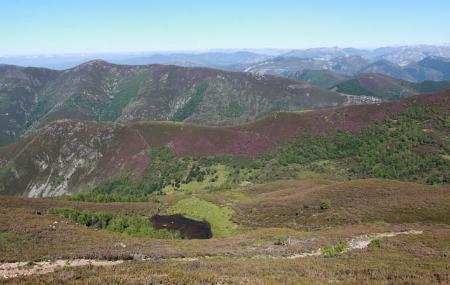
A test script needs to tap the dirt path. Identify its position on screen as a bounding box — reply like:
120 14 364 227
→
277 229 423 260
346 229 422 251
0 230 423 279
0 259 123 279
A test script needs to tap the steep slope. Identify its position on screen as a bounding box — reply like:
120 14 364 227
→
116 64 348 125
404 56 450 82
416 56 450 77
0 89 448 197
359 57 450 82
410 79 450 93
332 73 450 100
240 54 450 83
328 55 370 75
0 120 150 196
372 45 450 65
291 69 350 88
358 60 415 81
332 73 417 100
0 65 60 145
0 61 358 146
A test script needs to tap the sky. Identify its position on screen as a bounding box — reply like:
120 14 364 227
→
1 0 450 55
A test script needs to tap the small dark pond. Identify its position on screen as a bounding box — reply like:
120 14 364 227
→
151 214 212 239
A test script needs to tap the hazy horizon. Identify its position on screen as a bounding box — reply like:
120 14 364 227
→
1 0 450 56
2 44 450 58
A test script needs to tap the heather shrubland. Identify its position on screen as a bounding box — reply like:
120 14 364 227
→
61 104 449 204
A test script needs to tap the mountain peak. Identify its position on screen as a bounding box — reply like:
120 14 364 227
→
75 59 114 69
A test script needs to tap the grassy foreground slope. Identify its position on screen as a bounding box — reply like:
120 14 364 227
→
0 177 449 284
235 179 450 229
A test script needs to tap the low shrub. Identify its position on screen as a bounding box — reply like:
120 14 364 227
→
370 239 383 249
321 242 349 257
48 207 179 239
320 199 331 210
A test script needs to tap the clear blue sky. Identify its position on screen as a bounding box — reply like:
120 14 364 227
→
1 0 450 55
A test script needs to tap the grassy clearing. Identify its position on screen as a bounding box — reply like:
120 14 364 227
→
165 197 236 237
163 164 232 193
199 189 249 206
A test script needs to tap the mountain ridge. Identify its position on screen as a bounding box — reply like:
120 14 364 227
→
0 60 362 146
0 89 448 197
331 72 450 100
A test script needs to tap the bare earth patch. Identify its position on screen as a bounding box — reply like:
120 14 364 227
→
346 229 423 250
258 229 423 259
0 259 123 279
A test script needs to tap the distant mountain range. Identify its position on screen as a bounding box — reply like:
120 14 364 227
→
2 44 450 71
113 51 270 68
240 55 369 77
358 56 450 82
0 51 271 70
0 60 366 146
282 45 450 65
2 56 450 147
241 55 450 82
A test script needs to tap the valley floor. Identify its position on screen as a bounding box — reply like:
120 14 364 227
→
0 178 449 284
